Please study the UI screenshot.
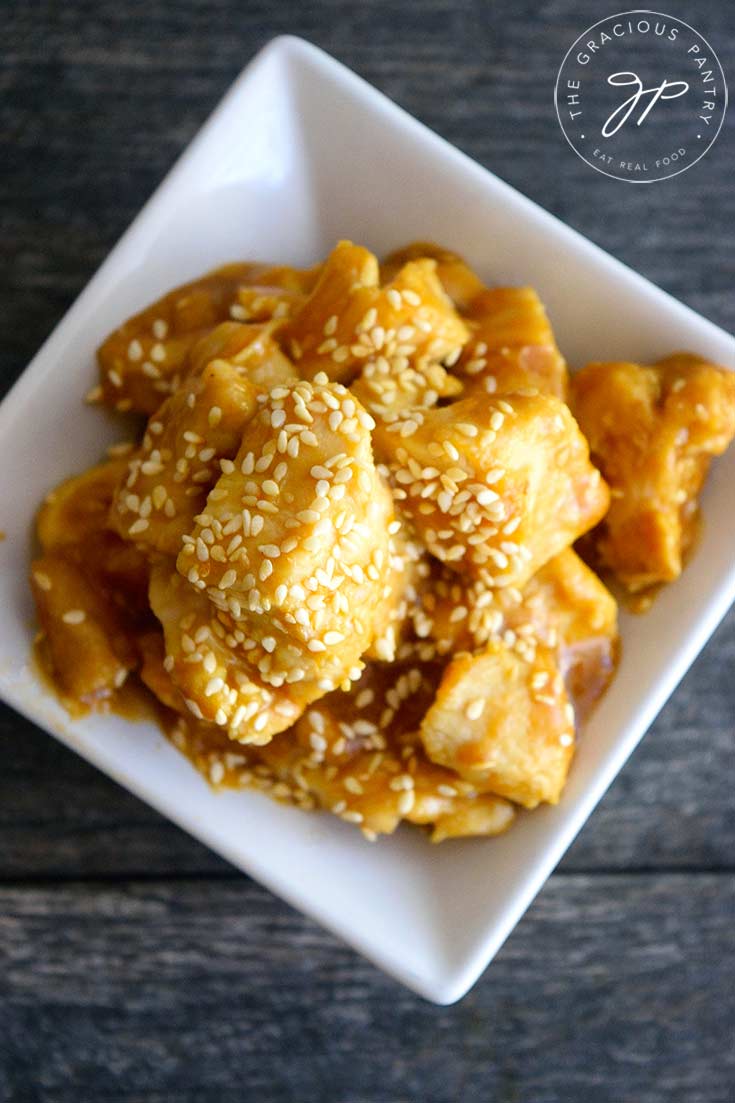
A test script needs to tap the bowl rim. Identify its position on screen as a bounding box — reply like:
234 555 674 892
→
1 35 733 1004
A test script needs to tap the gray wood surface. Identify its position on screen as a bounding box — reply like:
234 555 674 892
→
2 1 734 1100
2 877 733 1103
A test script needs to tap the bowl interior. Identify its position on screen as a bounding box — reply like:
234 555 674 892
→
0 37 733 1003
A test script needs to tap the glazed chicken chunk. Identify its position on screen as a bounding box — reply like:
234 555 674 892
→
573 353 735 591
456 286 568 400
177 374 394 695
32 460 151 702
279 241 469 390
381 242 486 311
148 563 303 744
414 549 617 719
374 390 609 590
256 660 516 840
111 360 260 557
187 322 298 389
421 641 575 808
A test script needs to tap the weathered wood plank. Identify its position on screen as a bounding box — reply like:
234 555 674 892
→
1 609 732 877
0 874 732 1102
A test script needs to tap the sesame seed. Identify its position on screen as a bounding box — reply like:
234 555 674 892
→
204 677 225 697
208 406 222 427
397 790 415 815
33 571 52 591
465 698 485 720
62 609 86 625
152 319 168 339
127 340 143 361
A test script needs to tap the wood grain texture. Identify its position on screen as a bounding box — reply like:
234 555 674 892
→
2 0 734 1098
1 876 733 1103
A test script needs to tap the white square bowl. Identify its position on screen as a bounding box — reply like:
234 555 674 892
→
1 36 733 1004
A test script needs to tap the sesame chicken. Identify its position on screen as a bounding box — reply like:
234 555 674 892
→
177 375 394 692
97 264 266 414
454 286 568 399
35 457 151 621
111 360 260 557
381 242 486 311
374 390 609 590
31 241 734 843
256 660 515 840
279 240 469 387
37 460 149 605
518 550 618 720
32 554 136 702
414 548 617 718
421 641 574 808
351 349 462 421
149 563 303 743
572 353 735 591
365 525 428 663
187 322 299 389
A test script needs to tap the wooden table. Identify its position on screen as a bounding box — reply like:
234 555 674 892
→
2 2 733 1099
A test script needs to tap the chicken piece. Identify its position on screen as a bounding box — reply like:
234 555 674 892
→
518 550 618 719
149 564 304 744
96 263 269 414
455 287 568 400
414 549 617 717
255 660 515 840
137 630 185 713
177 375 394 693
365 527 428 662
234 261 321 298
421 641 574 808
350 351 463 421
31 555 135 702
381 242 486 311
229 260 321 324
37 459 127 552
111 360 260 557
279 241 469 385
572 354 735 591
37 459 151 618
188 322 299 389
374 390 609 590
